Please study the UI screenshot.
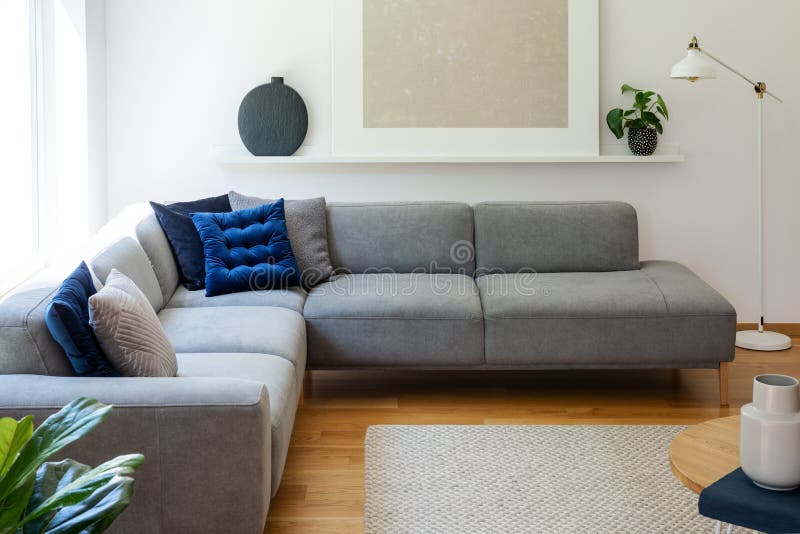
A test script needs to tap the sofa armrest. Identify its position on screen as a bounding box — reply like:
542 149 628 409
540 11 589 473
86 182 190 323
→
0 375 271 534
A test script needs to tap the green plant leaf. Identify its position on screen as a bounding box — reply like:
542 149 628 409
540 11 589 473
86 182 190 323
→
656 94 669 119
620 84 641 94
634 92 654 108
34 475 135 534
606 108 625 139
642 112 663 135
0 416 34 477
642 111 661 126
0 399 112 504
21 460 90 534
21 455 143 531
0 475 35 534
623 109 637 117
627 118 647 130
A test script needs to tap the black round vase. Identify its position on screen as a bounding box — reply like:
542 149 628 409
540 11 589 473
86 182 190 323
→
238 77 308 156
627 128 658 156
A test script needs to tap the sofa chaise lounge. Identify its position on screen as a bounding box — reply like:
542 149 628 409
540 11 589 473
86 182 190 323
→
0 201 736 533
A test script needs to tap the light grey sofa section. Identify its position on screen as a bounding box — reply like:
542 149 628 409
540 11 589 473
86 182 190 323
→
478 261 736 367
135 213 179 305
327 202 476 275
0 373 271 534
0 205 308 533
159 306 307 390
0 285 75 376
91 236 165 311
177 353 299 498
306 202 483 368
166 285 307 314
0 198 738 532
474 201 640 273
305 273 484 367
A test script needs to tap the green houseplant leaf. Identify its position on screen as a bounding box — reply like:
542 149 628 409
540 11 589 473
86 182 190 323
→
626 118 646 130
634 91 654 109
605 84 669 141
0 399 142 534
0 477 35 534
0 416 34 477
0 399 112 503
22 456 142 534
656 94 669 120
605 108 625 139
22 455 144 530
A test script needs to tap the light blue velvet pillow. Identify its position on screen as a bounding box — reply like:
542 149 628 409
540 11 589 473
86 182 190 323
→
191 199 300 297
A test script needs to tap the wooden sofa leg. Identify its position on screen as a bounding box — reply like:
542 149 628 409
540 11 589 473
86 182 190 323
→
299 371 311 408
719 362 729 407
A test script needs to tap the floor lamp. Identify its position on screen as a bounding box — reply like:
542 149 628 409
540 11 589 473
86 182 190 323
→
671 36 791 351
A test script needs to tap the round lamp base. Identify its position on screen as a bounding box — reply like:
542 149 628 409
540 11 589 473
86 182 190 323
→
736 330 792 351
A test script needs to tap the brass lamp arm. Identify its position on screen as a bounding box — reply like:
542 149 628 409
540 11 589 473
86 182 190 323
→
690 37 783 102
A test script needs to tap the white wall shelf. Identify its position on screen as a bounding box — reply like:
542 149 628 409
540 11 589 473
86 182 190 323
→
211 144 685 164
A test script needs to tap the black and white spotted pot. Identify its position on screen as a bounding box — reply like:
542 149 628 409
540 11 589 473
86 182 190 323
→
627 128 658 156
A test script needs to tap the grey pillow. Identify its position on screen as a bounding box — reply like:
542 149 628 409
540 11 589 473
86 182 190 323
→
89 269 178 377
228 191 333 286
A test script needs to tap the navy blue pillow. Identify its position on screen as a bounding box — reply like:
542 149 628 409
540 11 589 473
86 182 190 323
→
191 199 300 297
150 195 232 291
45 262 119 377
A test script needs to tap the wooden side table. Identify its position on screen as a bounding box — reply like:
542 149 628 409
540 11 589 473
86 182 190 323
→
670 416 742 533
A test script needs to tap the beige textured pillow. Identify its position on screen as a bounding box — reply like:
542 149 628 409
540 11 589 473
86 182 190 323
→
89 269 177 377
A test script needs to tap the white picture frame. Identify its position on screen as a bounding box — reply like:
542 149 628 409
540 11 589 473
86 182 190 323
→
331 0 599 158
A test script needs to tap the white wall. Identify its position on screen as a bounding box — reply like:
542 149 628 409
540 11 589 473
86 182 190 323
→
40 0 109 257
86 0 107 231
104 0 800 322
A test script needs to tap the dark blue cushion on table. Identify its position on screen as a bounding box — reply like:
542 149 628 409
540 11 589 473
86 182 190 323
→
699 468 800 533
44 262 119 377
150 195 232 291
191 199 300 297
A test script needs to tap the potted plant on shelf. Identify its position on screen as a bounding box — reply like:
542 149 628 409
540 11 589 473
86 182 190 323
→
606 84 669 156
0 398 143 534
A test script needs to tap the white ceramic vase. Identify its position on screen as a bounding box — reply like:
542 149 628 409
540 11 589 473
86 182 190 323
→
740 374 800 490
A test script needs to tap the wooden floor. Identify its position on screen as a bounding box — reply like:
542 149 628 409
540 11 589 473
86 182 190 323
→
265 340 799 533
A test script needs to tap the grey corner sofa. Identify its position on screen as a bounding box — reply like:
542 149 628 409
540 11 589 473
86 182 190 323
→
0 200 737 533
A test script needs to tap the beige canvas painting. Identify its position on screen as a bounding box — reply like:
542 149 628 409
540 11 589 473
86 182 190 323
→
363 0 568 128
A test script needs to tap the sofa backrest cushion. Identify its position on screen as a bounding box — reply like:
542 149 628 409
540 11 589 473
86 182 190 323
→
91 237 165 311
0 285 76 376
136 213 180 305
326 202 475 275
474 201 639 274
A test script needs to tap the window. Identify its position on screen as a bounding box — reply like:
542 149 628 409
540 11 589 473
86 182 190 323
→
0 0 41 295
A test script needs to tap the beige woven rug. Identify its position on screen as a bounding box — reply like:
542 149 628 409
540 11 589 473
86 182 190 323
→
365 425 749 534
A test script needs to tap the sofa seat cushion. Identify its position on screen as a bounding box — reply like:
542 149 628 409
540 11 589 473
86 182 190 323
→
158 307 306 378
165 285 306 314
177 353 300 496
477 261 736 367
303 273 484 367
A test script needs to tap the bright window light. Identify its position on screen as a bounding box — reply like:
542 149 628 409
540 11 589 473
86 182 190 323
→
0 0 40 295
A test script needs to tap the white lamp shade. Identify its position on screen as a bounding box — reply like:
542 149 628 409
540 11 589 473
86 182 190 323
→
671 49 717 80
